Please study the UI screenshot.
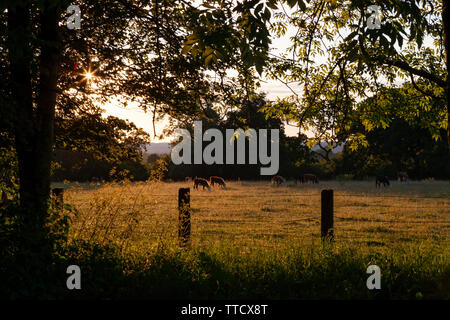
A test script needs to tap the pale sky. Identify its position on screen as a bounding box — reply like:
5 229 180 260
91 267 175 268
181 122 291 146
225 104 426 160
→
100 4 431 143
102 22 302 142
102 79 300 142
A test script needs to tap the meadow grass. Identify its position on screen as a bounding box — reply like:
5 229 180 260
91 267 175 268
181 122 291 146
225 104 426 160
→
56 179 449 299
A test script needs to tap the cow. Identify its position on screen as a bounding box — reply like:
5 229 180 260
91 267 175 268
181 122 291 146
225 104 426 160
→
193 177 211 191
185 176 192 182
209 176 226 189
376 175 391 188
271 175 286 186
302 173 319 184
397 172 410 183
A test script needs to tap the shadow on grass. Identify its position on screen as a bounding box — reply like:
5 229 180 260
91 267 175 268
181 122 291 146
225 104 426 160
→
3 239 448 300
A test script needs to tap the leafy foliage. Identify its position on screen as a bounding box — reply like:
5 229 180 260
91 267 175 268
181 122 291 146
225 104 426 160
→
263 0 448 150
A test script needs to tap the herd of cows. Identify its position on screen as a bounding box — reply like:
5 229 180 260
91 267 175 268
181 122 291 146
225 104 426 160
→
186 176 227 191
185 171 411 191
375 172 410 187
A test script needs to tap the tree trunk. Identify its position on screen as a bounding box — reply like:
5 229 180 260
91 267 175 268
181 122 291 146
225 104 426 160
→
7 3 38 218
443 0 450 150
8 1 61 231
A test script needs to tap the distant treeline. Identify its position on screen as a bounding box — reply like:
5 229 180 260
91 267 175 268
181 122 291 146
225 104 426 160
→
51 117 450 182
51 149 150 182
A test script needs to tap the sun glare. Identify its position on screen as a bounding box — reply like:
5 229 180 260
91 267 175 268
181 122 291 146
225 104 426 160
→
85 72 93 80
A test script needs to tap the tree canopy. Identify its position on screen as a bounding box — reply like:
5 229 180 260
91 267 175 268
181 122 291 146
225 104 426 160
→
1 0 448 249
183 0 449 151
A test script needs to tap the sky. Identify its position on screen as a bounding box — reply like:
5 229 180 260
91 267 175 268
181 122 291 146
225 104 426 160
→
102 78 300 142
99 3 434 144
101 15 302 143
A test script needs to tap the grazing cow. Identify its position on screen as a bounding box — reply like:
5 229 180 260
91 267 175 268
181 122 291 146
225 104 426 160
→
193 177 211 191
209 176 226 189
271 175 286 186
376 175 390 188
397 172 410 183
303 173 319 184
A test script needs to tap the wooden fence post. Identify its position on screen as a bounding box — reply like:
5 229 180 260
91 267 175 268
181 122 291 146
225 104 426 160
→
52 188 64 210
321 189 334 241
178 188 191 246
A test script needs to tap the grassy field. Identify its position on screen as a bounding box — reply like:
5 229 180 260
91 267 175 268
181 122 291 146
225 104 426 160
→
49 179 450 299
59 179 450 253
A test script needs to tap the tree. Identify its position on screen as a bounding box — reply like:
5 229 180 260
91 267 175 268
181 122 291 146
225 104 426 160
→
3 1 64 235
55 105 150 164
1 0 275 240
339 85 450 178
184 1 449 153
147 153 163 164
2 1 150 232
265 0 449 151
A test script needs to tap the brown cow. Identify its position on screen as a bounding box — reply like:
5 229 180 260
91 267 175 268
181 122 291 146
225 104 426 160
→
271 175 286 186
209 176 226 189
397 172 410 183
185 176 192 182
302 173 318 184
193 177 211 191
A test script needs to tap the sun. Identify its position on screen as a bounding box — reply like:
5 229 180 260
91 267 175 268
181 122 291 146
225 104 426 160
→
85 71 93 80
81 67 96 82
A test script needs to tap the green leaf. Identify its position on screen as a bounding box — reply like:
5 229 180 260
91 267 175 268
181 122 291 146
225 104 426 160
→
344 31 358 42
202 46 214 58
263 8 271 21
417 33 423 48
202 3 215 9
286 0 298 8
266 1 278 10
255 3 263 14
397 34 403 48
181 44 192 55
297 0 306 11
204 52 217 66
184 38 198 45
255 61 263 75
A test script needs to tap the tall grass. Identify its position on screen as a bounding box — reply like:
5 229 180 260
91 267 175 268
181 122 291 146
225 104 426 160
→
56 179 449 299
62 239 449 299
